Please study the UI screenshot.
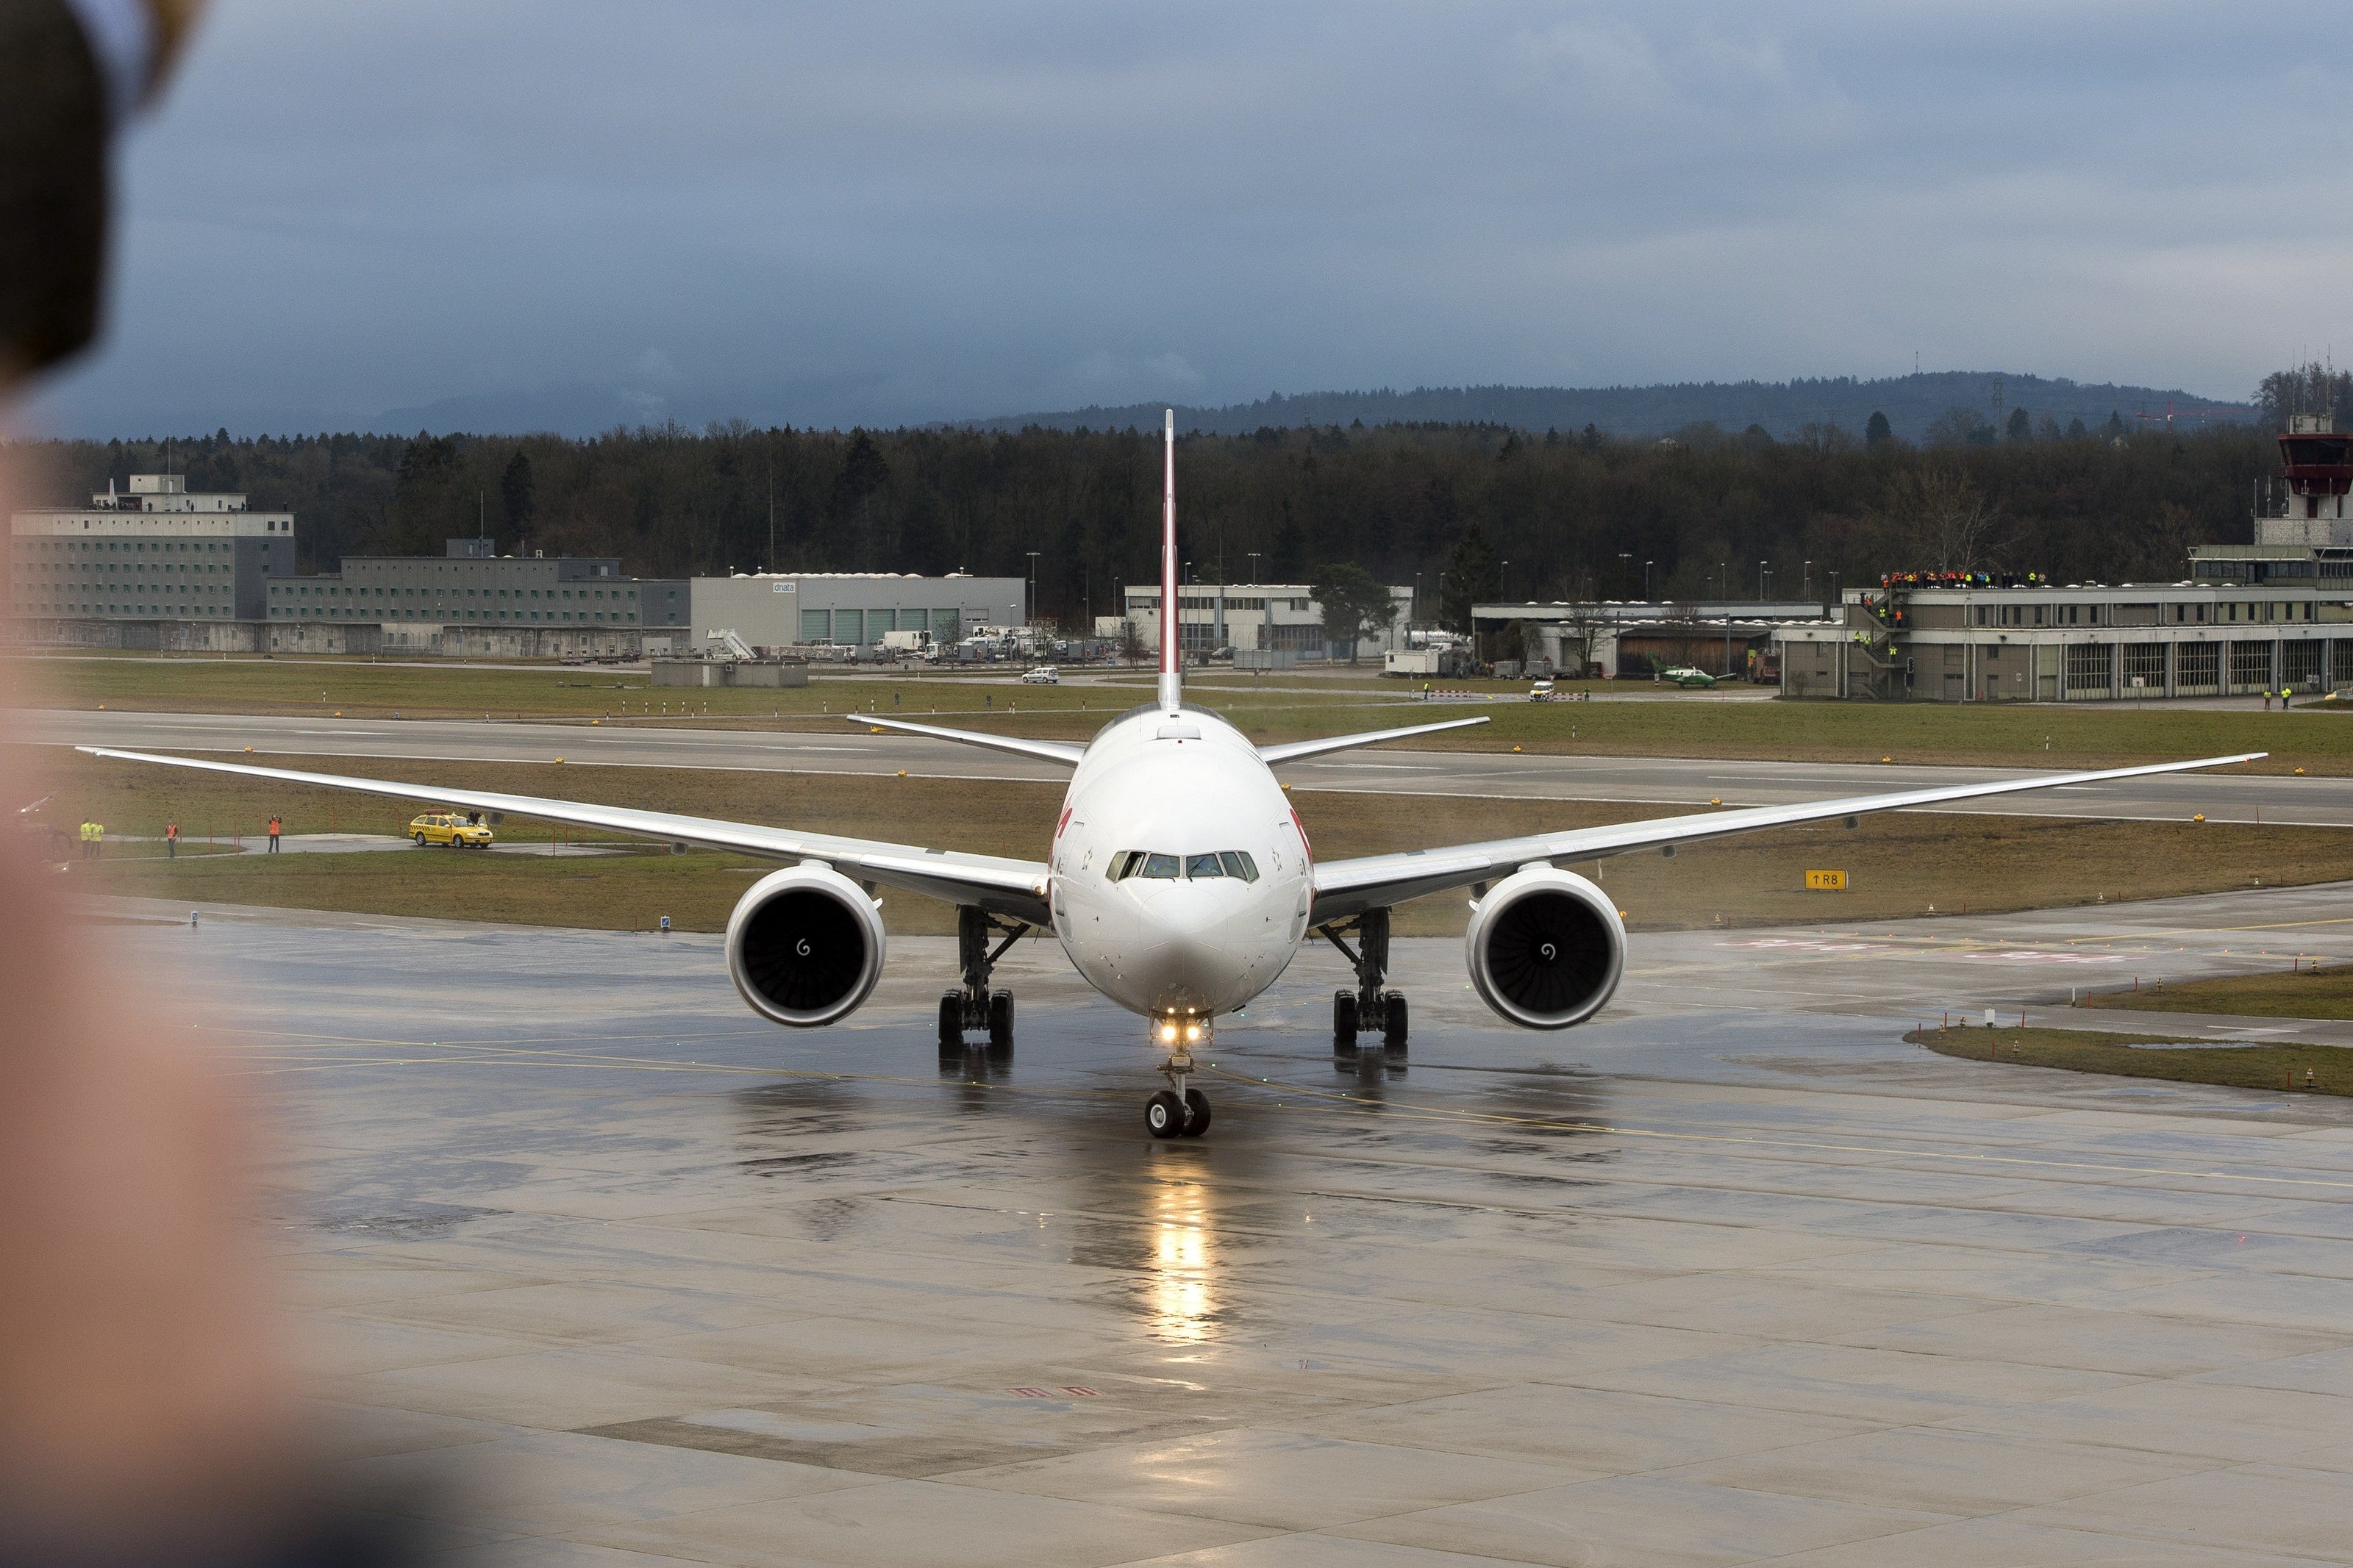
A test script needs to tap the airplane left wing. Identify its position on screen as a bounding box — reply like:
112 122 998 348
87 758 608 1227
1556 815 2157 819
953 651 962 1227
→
1308 751 2265 921
78 747 1051 923
847 715 1085 765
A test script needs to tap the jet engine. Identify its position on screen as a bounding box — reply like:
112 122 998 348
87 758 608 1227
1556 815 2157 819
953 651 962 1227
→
725 864 885 1027
1465 864 1626 1029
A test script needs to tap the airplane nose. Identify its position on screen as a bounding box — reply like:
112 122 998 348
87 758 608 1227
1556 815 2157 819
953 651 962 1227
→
1132 925 1229 1011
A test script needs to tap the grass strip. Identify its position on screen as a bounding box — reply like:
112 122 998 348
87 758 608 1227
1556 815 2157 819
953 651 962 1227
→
1907 1025 2353 1096
2099 964 2353 1021
7 651 2344 770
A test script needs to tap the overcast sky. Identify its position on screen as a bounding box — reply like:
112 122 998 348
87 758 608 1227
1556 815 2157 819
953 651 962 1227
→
24 0 2353 437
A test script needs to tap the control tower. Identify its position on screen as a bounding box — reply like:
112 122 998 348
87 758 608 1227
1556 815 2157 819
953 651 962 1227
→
2257 412 2353 545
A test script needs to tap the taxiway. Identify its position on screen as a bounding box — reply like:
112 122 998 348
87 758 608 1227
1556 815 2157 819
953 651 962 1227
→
109 882 2353 1565
24 707 2340 826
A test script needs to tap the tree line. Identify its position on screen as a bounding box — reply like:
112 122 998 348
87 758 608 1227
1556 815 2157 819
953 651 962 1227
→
6 403 2293 631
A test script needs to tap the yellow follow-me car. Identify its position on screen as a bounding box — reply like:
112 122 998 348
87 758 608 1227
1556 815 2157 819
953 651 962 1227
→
408 811 495 848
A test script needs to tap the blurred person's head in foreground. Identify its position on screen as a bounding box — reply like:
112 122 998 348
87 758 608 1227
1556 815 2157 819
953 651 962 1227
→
0 0 200 392
1 5 402 1563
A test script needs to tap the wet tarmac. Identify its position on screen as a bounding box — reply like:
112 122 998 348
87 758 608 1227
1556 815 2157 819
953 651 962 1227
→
114 886 2353 1565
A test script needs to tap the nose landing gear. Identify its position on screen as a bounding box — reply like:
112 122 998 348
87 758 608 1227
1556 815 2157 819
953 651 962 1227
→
1318 908 1407 1054
1146 1017 1212 1137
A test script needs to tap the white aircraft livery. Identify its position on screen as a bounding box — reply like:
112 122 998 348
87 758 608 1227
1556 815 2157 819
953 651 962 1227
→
87 412 2263 1137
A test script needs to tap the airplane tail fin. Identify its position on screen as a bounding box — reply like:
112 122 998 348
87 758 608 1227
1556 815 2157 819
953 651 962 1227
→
1158 408 1182 714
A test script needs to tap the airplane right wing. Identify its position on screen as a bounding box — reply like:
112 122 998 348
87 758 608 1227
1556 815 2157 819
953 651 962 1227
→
1308 751 2267 921
1258 715 1490 765
79 747 1052 924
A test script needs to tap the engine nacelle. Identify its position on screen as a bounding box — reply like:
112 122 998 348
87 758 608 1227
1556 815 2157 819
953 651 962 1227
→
1465 864 1626 1029
725 863 885 1028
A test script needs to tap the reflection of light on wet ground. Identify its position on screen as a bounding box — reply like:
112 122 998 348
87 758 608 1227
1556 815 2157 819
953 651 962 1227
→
1146 1176 1218 1343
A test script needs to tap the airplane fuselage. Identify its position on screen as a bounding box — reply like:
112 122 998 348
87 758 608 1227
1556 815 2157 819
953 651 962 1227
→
1049 704 1312 1023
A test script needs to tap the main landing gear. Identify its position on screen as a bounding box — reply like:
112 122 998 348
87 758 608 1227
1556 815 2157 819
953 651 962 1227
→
939 906 1027 1062
1145 1015 1212 1139
1317 907 1408 1055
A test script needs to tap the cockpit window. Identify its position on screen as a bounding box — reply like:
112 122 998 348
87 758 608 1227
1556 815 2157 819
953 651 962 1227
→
1109 849 1260 883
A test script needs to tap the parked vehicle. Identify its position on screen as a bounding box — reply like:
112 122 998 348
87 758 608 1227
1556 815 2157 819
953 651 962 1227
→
409 811 494 848
1021 665 1060 685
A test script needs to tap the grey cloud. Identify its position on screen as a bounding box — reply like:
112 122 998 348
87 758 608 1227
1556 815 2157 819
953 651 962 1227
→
24 0 2353 436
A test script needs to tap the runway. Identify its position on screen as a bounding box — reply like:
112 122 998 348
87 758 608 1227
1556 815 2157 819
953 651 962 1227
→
26 706 2352 826
113 884 2353 1565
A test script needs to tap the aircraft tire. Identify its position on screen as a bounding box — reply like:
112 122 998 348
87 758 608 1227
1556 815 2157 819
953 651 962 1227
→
938 992 961 1048
1181 1089 1211 1136
1333 990 1358 1050
988 989 1015 1049
1383 992 1409 1052
1145 1090 1185 1139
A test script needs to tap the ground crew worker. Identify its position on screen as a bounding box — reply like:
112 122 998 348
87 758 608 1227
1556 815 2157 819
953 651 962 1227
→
165 821 179 859
90 821 103 859
266 815 282 853
76 820 93 859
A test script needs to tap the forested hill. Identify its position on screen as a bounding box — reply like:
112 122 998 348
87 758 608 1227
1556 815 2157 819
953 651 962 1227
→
7 421 2275 630
965 373 2252 444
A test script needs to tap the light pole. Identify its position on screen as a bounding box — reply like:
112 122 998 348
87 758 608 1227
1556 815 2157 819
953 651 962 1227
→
1802 559 1813 600
1616 551 1631 598
1246 552 1260 586
1500 559 1510 602
1645 559 1654 601
1026 551 1040 628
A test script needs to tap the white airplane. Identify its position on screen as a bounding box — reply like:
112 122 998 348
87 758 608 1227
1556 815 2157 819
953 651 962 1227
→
86 412 2263 1138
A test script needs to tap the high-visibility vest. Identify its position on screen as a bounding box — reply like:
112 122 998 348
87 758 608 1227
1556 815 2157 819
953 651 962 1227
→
79 823 92 842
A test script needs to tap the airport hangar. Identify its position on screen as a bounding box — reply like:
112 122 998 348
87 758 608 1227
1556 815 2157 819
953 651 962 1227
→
684 571 1026 654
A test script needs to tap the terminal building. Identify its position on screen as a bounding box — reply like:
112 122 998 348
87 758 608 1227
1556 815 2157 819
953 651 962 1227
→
8 473 293 631
1778 416 2353 701
1116 581 1413 659
268 538 685 636
1471 600 1828 678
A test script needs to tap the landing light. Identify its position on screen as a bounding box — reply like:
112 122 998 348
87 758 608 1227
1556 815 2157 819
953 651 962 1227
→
1185 1024 1202 1042
1160 1023 1179 1042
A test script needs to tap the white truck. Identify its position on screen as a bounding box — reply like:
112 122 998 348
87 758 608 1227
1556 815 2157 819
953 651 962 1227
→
879 629 936 659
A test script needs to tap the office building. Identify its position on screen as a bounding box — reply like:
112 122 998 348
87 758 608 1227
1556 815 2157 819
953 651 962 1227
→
266 537 684 631
8 473 291 626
